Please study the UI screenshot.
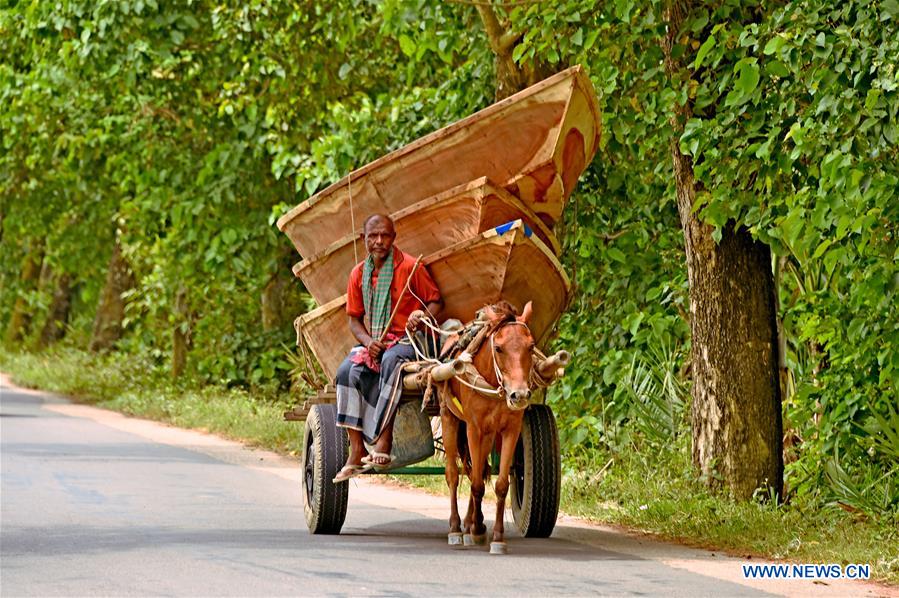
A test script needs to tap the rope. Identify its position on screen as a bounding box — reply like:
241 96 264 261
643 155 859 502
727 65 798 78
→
347 170 358 264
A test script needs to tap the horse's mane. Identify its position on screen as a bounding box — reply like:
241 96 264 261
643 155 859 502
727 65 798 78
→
439 300 521 361
483 300 518 325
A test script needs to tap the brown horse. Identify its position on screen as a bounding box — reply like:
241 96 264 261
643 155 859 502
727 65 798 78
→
438 300 536 555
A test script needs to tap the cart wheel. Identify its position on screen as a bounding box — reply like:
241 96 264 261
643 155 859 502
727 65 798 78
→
302 404 349 534
509 403 560 537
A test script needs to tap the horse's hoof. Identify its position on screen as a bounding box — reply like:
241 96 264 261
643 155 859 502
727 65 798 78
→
471 533 487 546
462 533 475 546
448 532 463 547
489 541 507 555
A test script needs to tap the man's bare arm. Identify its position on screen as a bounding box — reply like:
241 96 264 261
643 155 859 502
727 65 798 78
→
407 299 444 331
349 315 386 359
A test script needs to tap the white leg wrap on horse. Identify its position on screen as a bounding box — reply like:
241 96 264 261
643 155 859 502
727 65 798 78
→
489 541 507 555
462 533 475 546
448 532 463 546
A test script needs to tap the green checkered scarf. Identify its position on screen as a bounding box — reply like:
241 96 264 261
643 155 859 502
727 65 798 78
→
362 247 395 340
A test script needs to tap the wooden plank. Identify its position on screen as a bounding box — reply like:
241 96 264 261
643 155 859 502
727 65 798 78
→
282 389 338 422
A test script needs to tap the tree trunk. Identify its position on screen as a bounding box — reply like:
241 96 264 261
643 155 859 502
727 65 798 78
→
172 287 190 379
37 269 73 348
663 0 783 499
90 237 135 352
475 5 553 101
261 244 306 332
4 239 44 346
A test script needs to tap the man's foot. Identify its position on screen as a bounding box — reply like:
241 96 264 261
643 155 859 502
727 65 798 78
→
361 450 393 467
332 463 371 483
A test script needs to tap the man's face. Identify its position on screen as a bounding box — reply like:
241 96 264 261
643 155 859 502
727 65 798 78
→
364 218 396 261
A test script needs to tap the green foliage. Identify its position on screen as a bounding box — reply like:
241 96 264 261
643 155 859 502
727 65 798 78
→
561 441 898 584
497 0 898 517
1 0 487 386
623 344 689 449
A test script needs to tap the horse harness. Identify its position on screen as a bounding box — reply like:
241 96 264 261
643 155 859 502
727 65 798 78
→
414 314 553 417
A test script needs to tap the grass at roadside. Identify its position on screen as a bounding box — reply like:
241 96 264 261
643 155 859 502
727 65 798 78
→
0 347 299 456
2 346 896 585
561 448 898 584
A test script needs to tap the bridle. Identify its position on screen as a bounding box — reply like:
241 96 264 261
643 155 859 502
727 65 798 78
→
488 321 533 408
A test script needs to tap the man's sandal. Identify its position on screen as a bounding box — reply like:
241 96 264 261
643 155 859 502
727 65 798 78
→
361 451 394 468
332 463 371 483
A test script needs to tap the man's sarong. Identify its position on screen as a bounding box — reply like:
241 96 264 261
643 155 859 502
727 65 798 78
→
335 341 415 444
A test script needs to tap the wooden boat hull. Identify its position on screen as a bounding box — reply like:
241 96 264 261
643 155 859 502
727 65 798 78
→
277 65 600 258
296 221 570 380
293 177 560 305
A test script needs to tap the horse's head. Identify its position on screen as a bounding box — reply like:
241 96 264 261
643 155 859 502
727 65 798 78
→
484 301 535 411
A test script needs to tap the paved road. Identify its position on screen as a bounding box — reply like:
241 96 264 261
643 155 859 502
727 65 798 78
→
1 379 890 597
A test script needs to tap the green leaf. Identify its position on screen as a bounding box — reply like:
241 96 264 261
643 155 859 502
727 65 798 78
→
812 239 832 259
735 60 760 96
765 60 790 77
694 35 716 69
572 28 584 46
512 43 526 63
865 89 881 111
398 34 415 57
628 312 644 336
607 247 627 263
763 36 784 55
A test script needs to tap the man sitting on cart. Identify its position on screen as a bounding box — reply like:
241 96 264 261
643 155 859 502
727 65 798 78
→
333 213 443 483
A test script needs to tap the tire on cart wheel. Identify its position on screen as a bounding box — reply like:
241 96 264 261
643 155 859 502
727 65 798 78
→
302 403 349 534
509 403 561 538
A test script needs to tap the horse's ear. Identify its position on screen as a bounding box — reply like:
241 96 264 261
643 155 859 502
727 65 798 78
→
518 301 533 324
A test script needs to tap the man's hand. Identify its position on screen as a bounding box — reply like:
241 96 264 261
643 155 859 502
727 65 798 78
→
366 339 387 360
406 309 426 332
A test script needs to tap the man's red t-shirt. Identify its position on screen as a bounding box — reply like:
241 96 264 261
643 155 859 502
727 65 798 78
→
346 248 441 337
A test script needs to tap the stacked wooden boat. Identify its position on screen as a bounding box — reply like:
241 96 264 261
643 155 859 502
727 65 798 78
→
277 65 601 380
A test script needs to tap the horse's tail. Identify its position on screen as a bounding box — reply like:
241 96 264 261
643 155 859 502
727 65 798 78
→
457 421 471 477
456 422 491 482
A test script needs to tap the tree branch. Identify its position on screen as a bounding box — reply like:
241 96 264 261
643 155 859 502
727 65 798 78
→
498 29 522 53
475 3 509 56
601 228 629 242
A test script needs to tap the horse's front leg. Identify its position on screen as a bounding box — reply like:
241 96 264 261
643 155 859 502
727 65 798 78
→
467 426 494 544
441 412 463 546
490 425 522 555
463 429 492 547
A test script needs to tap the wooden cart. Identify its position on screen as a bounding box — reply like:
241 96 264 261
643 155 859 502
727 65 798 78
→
284 382 562 538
